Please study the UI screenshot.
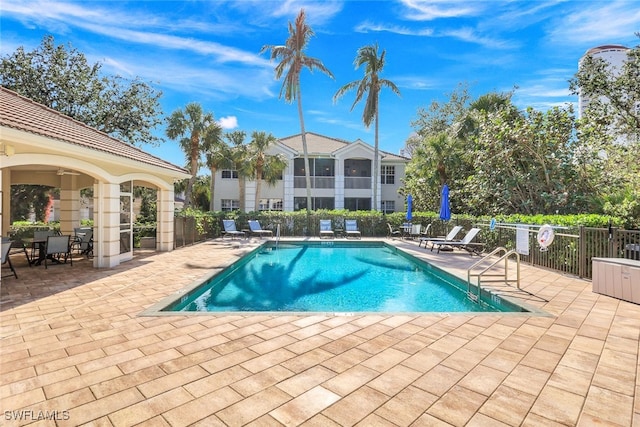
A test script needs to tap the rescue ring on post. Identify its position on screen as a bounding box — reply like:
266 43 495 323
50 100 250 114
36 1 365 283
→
537 224 555 251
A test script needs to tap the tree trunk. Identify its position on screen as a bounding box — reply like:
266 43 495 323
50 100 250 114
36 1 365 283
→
297 88 312 234
373 106 379 211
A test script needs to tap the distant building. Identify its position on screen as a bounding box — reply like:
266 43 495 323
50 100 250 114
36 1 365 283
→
577 44 630 118
211 132 409 213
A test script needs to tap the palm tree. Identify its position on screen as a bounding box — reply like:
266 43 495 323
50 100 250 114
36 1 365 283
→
333 43 400 211
225 131 253 212
166 103 222 208
204 139 233 211
249 131 288 211
261 9 334 222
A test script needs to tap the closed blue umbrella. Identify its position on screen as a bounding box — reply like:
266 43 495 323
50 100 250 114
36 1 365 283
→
439 184 451 221
406 195 413 222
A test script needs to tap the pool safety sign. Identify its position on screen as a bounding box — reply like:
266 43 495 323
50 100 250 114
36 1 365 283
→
516 224 530 256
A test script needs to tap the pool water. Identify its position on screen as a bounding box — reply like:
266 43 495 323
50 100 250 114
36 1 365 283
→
164 242 527 313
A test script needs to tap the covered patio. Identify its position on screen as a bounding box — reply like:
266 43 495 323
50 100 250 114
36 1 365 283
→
0 87 190 268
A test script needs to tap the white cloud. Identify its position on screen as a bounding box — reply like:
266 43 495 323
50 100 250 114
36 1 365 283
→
400 0 484 20
218 116 239 129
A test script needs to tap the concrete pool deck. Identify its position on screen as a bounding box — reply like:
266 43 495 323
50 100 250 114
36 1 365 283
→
1 237 639 426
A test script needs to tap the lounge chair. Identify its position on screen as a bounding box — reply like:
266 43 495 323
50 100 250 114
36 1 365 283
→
44 235 73 269
387 223 401 239
408 224 422 239
319 220 334 239
431 227 483 255
1 240 18 279
248 220 273 238
345 220 361 239
222 220 245 240
418 225 463 248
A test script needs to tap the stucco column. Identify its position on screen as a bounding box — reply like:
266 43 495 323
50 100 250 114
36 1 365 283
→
335 158 344 210
283 164 294 211
94 181 120 268
59 174 80 236
157 188 174 251
1 169 8 236
0 170 7 236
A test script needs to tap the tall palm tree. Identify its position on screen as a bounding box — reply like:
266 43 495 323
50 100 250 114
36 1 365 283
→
333 43 400 211
249 131 288 211
166 102 222 208
261 9 334 221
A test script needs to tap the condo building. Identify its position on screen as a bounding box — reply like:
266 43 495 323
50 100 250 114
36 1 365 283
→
211 132 409 213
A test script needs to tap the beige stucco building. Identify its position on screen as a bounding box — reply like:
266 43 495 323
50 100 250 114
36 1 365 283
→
0 87 190 268
212 132 409 213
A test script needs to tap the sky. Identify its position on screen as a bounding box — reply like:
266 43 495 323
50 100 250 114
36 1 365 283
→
1 0 639 169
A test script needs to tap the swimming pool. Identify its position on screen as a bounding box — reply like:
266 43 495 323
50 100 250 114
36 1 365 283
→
160 241 529 314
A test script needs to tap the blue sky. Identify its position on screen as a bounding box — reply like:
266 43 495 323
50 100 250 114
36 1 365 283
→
1 0 639 169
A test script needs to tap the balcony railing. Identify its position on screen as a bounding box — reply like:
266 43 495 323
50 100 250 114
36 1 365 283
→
293 176 335 189
345 177 371 189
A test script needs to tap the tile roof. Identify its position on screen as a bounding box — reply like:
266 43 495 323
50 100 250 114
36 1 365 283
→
279 132 409 161
0 87 188 174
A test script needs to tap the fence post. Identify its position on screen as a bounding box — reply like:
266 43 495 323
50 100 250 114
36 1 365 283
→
609 227 618 258
578 225 585 278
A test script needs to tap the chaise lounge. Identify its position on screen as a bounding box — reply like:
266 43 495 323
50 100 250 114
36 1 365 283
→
222 220 246 240
345 220 361 239
418 225 463 248
319 220 335 239
248 220 273 239
431 227 483 255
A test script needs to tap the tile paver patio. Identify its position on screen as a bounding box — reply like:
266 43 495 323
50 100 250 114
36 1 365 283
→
1 237 639 426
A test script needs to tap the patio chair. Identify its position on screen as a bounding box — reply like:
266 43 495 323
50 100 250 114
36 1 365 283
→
409 224 422 239
418 225 462 248
222 220 245 240
387 223 401 239
345 220 361 239
31 230 57 263
431 228 484 255
1 240 18 279
72 227 93 257
248 220 273 239
2 237 31 268
44 235 73 269
319 220 335 239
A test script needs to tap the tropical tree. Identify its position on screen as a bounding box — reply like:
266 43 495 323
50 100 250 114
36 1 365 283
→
224 131 253 212
333 43 400 211
248 131 288 211
1 35 163 146
261 9 334 222
204 138 233 211
165 103 222 208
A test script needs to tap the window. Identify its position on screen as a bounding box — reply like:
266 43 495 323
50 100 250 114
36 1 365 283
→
381 200 395 214
293 158 335 176
344 198 371 211
221 170 238 179
381 166 395 184
259 198 283 211
294 197 335 211
221 199 239 211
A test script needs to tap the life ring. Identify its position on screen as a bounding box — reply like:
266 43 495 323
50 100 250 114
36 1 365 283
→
537 225 555 249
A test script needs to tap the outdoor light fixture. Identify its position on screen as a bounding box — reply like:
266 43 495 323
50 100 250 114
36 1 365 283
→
0 144 15 156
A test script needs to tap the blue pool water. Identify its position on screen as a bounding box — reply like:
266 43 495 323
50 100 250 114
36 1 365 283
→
163 242 527 313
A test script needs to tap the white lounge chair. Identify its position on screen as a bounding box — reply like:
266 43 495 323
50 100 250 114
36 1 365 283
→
345 220 361 239
319 220 334 239
418 225 462 248
431 228 483 254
